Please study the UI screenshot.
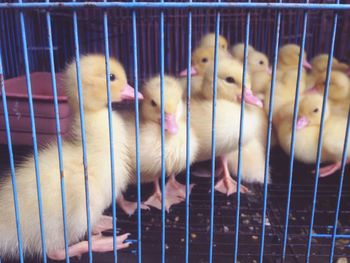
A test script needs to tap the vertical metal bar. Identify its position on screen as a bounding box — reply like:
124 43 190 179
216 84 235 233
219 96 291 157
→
72 6 93 263
259 7 281 263
18 3 47 262
233 3 250 261
0 44 24 263
185 6 192 263
281 7 309 262
159 2 166 263
1 11 14 78
102 5 118 262
208 9 220 263
306 5 339 261
131 5 143 263
329 110 350 263
45 2 70 262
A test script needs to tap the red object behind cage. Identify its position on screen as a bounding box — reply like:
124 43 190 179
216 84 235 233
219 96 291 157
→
0 72 72 146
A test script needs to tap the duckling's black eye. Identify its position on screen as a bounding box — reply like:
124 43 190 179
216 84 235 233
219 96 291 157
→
151 100 157 107
221 45 225 49
259 60 264 65
109 74 116 81
313 108 319 113
202 58 208 63
225 77 236 84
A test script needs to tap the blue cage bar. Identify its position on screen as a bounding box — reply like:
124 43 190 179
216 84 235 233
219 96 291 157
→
0 1 349 263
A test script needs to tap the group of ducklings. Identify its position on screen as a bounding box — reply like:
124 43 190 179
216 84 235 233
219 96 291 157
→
0 33 349 260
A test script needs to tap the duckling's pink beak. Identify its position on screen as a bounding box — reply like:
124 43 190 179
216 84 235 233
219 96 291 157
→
164 113 178 135
302 59 312 70
120 83 143 100
179 66 198 77
306 86 318 94
296 116 309 130
238 89 263 108
267 66 272 75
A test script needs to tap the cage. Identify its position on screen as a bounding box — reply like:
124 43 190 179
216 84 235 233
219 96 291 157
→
0 1 349 263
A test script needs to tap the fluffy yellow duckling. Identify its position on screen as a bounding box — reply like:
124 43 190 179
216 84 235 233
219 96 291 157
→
311 70 350 116
123 76 198 212
277 44 312 73
230 43 256 62
198 32 229 50
191 58 263 195
311 54 349 75
277 93 350 177
307 54 349 88
265 69 307 123
0 55 143 260
226 108 269 185
248 51 272 99
178 46 231 97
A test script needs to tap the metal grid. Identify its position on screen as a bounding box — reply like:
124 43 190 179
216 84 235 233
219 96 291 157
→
0 1 349 263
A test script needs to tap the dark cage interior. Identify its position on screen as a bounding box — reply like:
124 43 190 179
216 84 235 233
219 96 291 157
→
0 1 350 263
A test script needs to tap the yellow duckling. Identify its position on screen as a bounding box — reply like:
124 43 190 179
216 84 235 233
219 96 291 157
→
198 32 229 50
191 58 263 195
230 43 256 62
122 76 198 212
265 68 307 124
226 107 269 186
248 51 272 99
311 70 350 116
307 54 349 88
277 44 312 74
178 46 231 97
0 54 143 260
277 93 350 177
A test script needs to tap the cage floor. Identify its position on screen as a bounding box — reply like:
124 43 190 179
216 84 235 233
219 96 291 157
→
0 145 349 263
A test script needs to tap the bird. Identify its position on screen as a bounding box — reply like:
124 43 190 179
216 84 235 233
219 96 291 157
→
226 107 270 186
264 68 307 125
121 75 198 212
277 44 312 74
0 54 143 260
231 43 256 62
311 70 350 117
198 33 229 50
178 46 231 97
307 54 349 88
191 58 264 195
247 50 272 100
276 93 350 177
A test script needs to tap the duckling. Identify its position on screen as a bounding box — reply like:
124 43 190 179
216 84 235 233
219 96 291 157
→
312 70 350 116
198 32 228 50
310 54 349 75
307 54 349 88
277 44 312 73
123 76 198 212
178 46 231 97
231 43 256 62
191 58 263 195
265 69 307 124
0 55 143 260
277 93 350 177
226 107 270 185
248 51 272 99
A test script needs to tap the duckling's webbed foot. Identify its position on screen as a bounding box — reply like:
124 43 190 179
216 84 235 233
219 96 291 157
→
47 233 131 261
117 194 150 216
164 174 194 212
144 179 163 210
315 161 343 178
165 174 195 200
215 156 249 195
